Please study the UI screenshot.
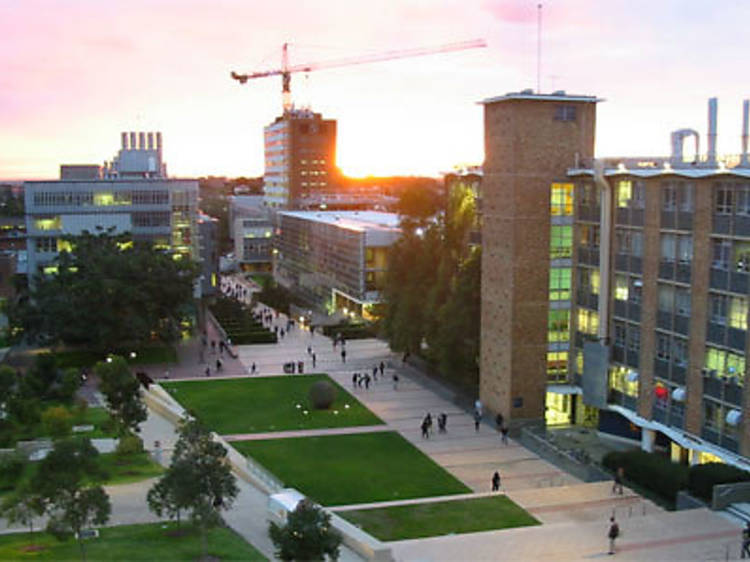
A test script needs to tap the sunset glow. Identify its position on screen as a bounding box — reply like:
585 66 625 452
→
1 1 749 179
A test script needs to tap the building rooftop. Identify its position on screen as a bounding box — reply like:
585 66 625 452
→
481 90 602 105
279 210 400 234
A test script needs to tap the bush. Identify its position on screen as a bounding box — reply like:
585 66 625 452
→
0 452 27 492
115 434 144 458
688 462 750 503
308 381 337 410
322 322 378 340
41 405 73 439
602 449 688 504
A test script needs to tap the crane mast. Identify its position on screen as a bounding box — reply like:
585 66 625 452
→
231 39 486 113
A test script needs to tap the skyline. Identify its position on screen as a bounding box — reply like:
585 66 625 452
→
1 0 749 180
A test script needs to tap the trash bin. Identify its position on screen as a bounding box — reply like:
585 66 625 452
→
297 361 304 374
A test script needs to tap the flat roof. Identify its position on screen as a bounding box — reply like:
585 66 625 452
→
279 210 400 233
481 91 602 105
568 167 750 179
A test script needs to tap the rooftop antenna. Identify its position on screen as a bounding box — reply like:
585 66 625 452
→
536 2 542 94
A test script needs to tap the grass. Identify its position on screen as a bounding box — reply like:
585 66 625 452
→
9 406 116 445
340 496 540 541
162 375 382 434
0 521 267 560
97 452 165 485
53 346 177 369
233 432 471 506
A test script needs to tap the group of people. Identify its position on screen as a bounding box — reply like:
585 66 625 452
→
221 276 252 304
420 412 448 438
351 364 386 390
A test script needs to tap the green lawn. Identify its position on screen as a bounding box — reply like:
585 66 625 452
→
9 406 116 445
0 522 266 560
233 432 471 506
163 375 382 434
340 496 540 541
97 452 165 485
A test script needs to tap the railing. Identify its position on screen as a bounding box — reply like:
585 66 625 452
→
520 427 610 484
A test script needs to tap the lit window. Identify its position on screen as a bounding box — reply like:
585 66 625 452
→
34 217 62 231
549 268 571 300
548 310 570 342
615 275 628 301
577 309 598 336
550 183 574 216
616 181 632 208
550 225 573 259
730 296 748 330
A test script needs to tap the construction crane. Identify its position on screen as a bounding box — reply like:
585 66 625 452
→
231 39 486 112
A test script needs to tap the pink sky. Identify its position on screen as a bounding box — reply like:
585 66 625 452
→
1 0 749 179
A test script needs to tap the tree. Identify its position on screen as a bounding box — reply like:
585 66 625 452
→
269 499 342 562
41 405 73 439
148 419 239 558
1 484 45 543
95 356 146 435
32 438 110 562
13 231 198 352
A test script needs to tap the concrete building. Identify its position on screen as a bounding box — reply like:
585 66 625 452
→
479 90 599 427
197 212 219 297
229 195 273 272
263 109 337 209
274 210 400 317
24 132 198 276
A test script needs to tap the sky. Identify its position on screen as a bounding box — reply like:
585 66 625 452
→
1 0 749 180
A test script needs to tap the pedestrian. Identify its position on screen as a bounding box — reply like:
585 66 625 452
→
421 419 429 439
438 412 447 433
312 352 316 368
379 361 385 376
251 362 257 374
211 340 216 354
474 399 483 418
495 412 504 431
341 348 346 363
352 373 358 388
425 412 433 434
474 410 482 432
219 340 225 355
280 328 285 339
372 365 378 381
491 471 501 492
364 374 371 390
501 425 509 445
216 358 222 371
205 366 211 377
612 467 624 495
307 345 312 355
393 373 399 390
607 516 620 555
742 521 750 558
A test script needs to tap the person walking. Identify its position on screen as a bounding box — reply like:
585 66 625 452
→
474 410 482 432
312 352 317 368
495 412 504 431
379 361 385 377
501 424 509 445
251 362 257 374
392 373 399 390
607 516 620 555
205 366 211 377
438 412 447 433
612 467 624 495
420 418 429 439
742 521 750 558
491 471 501 492
341 348 346 363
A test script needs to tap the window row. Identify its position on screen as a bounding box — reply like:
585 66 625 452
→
655 332 688 363
549 268 571 301
715 182 750 215
708 293 748 329
550 183 574 216
712 239 750 272
550 225 573 259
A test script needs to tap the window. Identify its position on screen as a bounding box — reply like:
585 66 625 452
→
678 182 695 212
627 327 641 352
730 296 748 330
716 184 733 214
578 267 599 296
549 268 571 300
577 182 598 207
616 181 632 208
34 216 61 231
656 333 671 360
614 322 626 346
736 184 750 216
706 346 746 381
547 351 568 380
632 181 645 209
734 241 750 272
548 310 570 342
554 105 577 121
675 287 691 315
579 224 599 247
550 225 573 259
577 309 598 336
712 239 731 269
710 293 728 325
550 183 574 216
661 234 676 262
662 183 676 211
673 338 688 364
658 284 674 312
609 365 638 397
677 235 693 264
628 277 643 303
615 275 628 301
35 237 56 252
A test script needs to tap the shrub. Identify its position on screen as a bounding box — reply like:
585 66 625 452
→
0 452 27 491
115 434 144 458
41 405 73 439
602 449 688 504
308 381 337 410
688 462 750 503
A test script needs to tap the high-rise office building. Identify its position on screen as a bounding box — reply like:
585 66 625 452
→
263 109 337 209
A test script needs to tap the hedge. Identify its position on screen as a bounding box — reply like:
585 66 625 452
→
322 323 378 340
688 462 750 503
602 449 689 504
210 297 276 345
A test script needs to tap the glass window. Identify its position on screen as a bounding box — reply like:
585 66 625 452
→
736 184 750 216
549 268 571 300
614 322 626 346
577 309 598 336
677 235 693 263
662 183 676 211
550 225 573 259
734 241 750 272
632 181 645 209
716 184 733 214
673 338 688 364
617 181 632 208
547 351 568 381
629 277 643 303
661 234 676 262
712 239 731 269
627 326 641 351
550 183 574 216
709 293 728 324
548 310 570 343
554 105 576 121
615 275 628 301
609 365 638 397
730 296 748 330
678 182 694 212
656 333 671 360
631 231 643 257
675 287 691 315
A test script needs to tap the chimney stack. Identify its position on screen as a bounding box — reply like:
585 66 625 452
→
138 132 146 150
707 97 718 166
121 132 128 149
742 99 749 167
147 132 154 150
129 132 136 151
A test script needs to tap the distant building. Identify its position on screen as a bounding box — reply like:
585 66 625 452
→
24 132 198 277
275 210 400 317
263 109 337 209
197 212 219 297
229 196 273 272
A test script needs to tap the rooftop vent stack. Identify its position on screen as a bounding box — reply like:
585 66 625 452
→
670 129 700 164
742 99 749 166
147 132 154 150
129 132 137 151
121 132 128 149
156 132 163 151
708 97 718 166
138 132 146 150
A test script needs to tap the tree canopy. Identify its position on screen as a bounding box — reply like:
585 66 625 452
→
14 231 198 352
382 181 481 390
269 500 342 562
95 356 147 435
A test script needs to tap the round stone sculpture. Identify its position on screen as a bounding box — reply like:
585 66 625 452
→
308 380 337 410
